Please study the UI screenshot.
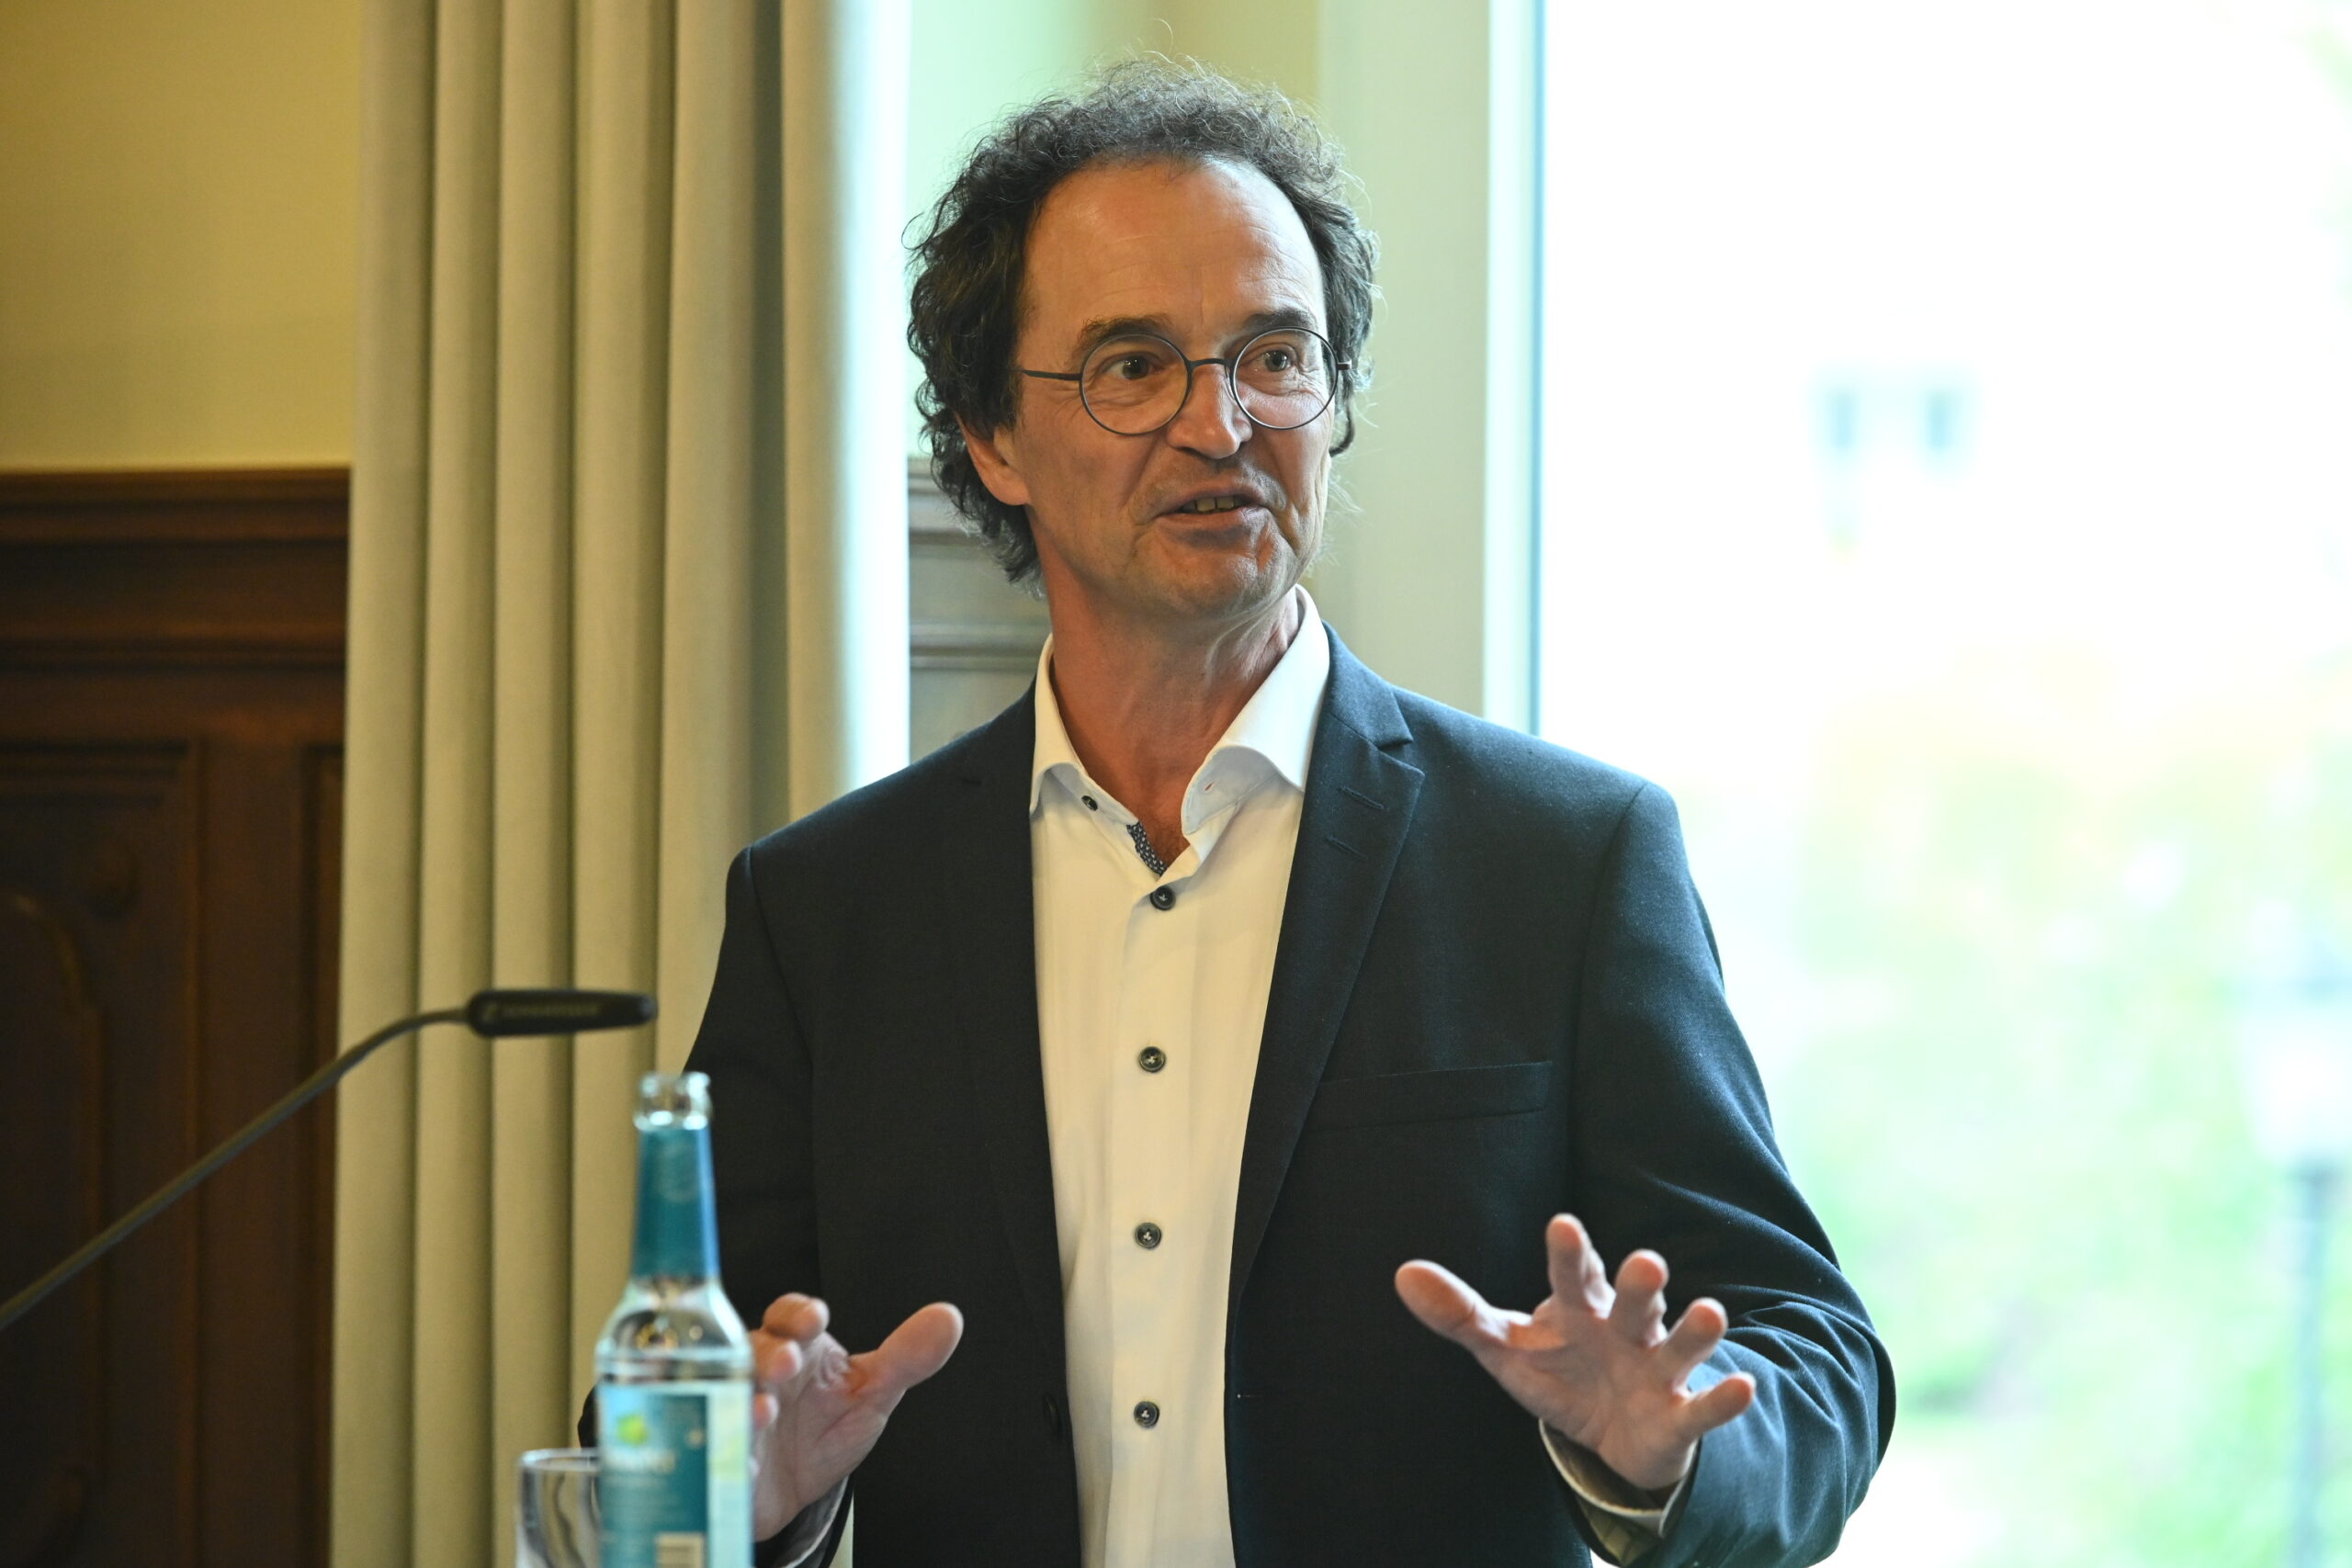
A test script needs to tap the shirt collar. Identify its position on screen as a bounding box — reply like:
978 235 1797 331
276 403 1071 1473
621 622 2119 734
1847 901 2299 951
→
1028 587 1330 830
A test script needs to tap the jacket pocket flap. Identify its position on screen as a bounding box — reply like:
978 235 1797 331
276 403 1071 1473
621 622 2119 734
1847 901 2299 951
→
1306 1060 1555 1132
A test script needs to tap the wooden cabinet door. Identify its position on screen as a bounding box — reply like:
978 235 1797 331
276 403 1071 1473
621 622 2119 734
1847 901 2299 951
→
0 469 345 1568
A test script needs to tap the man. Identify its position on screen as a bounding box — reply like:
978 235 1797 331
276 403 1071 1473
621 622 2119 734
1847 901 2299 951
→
687 63 1891 1567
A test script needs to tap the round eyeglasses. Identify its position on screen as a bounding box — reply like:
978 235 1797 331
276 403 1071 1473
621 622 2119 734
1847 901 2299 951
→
1019 328 1345 437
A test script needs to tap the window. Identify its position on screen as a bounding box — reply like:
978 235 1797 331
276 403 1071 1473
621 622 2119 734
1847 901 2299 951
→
1538 3 2352 1561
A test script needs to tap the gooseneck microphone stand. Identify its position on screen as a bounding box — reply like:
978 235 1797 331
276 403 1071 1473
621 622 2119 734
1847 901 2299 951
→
0 987 657 1336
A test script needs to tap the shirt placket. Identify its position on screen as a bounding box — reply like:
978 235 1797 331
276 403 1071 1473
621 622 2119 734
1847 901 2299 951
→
1102 859 1196 1562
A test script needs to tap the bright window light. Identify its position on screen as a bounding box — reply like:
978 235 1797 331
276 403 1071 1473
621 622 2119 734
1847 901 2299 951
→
1538 2 2352 1562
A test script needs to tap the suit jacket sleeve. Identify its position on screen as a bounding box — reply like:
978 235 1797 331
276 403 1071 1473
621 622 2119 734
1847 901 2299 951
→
1567 783 1894 1567
685 846 844 1568
691 845 821 1343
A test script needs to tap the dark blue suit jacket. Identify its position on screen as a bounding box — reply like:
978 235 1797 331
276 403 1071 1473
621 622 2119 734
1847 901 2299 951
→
685 627 1893 1566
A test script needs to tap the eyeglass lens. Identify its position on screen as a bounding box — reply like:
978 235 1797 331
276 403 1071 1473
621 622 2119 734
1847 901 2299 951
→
1080 330 1335 435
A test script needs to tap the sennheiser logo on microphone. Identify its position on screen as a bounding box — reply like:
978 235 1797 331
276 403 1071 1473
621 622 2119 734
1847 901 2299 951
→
487 1000 597 1021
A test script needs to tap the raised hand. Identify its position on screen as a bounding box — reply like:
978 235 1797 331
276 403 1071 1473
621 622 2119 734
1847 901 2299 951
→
749 1293 964 1538
1395 1214 1755 1494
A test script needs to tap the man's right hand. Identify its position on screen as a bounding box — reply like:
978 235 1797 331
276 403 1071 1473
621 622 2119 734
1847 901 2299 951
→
750 1293 964 1539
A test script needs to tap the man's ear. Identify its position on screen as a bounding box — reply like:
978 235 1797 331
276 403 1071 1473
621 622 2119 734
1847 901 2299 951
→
959 416 1032 509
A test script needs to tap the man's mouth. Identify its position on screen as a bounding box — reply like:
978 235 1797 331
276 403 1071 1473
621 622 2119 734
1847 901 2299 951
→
1177 495 1246 514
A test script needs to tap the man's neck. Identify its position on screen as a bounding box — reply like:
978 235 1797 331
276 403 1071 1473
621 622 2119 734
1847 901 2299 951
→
1046 590 1305 862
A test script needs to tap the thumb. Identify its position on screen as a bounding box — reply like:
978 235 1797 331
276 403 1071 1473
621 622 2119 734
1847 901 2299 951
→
852 1302 964 1399
1395 1261 1508 1353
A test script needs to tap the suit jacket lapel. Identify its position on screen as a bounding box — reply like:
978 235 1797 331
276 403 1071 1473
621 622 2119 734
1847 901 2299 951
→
937 694 1068 1380
1228 633 1423 1313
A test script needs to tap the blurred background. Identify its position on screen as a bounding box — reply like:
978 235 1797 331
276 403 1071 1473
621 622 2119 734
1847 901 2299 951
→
1541 2 2352 1562
3 0 2348 1564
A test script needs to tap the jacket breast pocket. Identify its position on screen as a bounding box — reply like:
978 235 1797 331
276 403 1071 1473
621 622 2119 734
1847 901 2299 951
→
1304 1060 1555 1132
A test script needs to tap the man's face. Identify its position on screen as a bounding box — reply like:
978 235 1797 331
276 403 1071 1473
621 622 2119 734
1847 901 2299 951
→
967 157 1334 634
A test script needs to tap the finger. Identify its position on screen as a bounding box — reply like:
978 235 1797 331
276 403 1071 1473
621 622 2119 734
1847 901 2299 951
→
752 1391 778 1434
1657 1296 1729 1384
1607 1250 1668 1347
1544 1215 1611 1314
1394 1261 1510 1353
851 1302 966 1398
1675 1371 1757 1444
752 1334 805 1393
762 1292 830 1342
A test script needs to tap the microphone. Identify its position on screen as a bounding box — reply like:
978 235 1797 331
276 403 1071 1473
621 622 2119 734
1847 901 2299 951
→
468 988 659 1036
0 987 658 1336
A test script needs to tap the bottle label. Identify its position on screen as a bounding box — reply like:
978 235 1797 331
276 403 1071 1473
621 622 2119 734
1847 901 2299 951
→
599 1381 752 1568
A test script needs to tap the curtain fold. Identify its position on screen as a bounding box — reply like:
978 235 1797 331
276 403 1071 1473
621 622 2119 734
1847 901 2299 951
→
784 0 910 815
330 4 433 1565
486 0 577 1538
333 4 909 1564
564 0 673 1416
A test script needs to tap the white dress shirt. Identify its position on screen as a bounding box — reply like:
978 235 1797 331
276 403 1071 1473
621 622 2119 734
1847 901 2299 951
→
1031 587 1330 1568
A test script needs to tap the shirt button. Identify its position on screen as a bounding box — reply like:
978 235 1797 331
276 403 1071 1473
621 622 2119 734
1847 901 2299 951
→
1082 795 1098 810
1133 1401 1160 1428
1148 886 1176 911
1134 1221 1163 1249
1137 1045 1167 1073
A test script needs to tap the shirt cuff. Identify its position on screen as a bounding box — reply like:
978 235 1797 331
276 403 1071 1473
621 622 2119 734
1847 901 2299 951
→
1539 1421 1690 1565
761 1481 847 1568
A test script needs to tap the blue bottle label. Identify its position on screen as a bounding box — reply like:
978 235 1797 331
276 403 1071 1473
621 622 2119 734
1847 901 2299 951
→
598 1381 752 1568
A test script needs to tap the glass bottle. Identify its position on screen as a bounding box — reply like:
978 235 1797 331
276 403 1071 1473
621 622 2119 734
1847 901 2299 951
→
595 1071 753 1568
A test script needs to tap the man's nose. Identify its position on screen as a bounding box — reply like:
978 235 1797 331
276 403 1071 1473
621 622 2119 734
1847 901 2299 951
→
1162 361 1251 458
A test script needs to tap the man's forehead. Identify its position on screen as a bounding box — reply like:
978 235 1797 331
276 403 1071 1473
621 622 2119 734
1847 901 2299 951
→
1021 157 1326 343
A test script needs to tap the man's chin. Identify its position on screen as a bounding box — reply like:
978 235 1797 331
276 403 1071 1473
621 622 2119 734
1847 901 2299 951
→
1136 552 1298 626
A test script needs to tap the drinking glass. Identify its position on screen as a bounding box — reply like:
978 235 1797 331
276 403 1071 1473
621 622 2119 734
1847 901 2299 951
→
516 1447 599 1568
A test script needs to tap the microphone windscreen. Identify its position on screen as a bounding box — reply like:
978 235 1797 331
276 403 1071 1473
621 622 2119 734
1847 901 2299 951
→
465 988 658 1037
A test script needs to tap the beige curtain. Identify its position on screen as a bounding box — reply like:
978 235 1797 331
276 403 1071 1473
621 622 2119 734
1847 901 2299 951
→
330 4 908 1566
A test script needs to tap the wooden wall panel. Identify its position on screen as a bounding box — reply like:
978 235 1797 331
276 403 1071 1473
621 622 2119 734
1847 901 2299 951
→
0 877 115 1566
0 468 345 1568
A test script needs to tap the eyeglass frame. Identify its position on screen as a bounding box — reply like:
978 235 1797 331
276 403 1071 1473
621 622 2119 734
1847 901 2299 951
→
1016 326 1351 437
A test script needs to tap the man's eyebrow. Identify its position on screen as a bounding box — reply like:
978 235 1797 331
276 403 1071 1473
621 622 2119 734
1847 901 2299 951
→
1069 314 1179 356
1066 304 1327 359
1234 305 1322 339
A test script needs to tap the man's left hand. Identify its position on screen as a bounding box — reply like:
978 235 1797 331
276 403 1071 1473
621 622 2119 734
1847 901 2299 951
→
1396 1213 1757 1495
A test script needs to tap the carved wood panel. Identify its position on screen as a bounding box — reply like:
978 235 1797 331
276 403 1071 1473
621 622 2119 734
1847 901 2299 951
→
0 469 345 1568
0 747 198 1567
